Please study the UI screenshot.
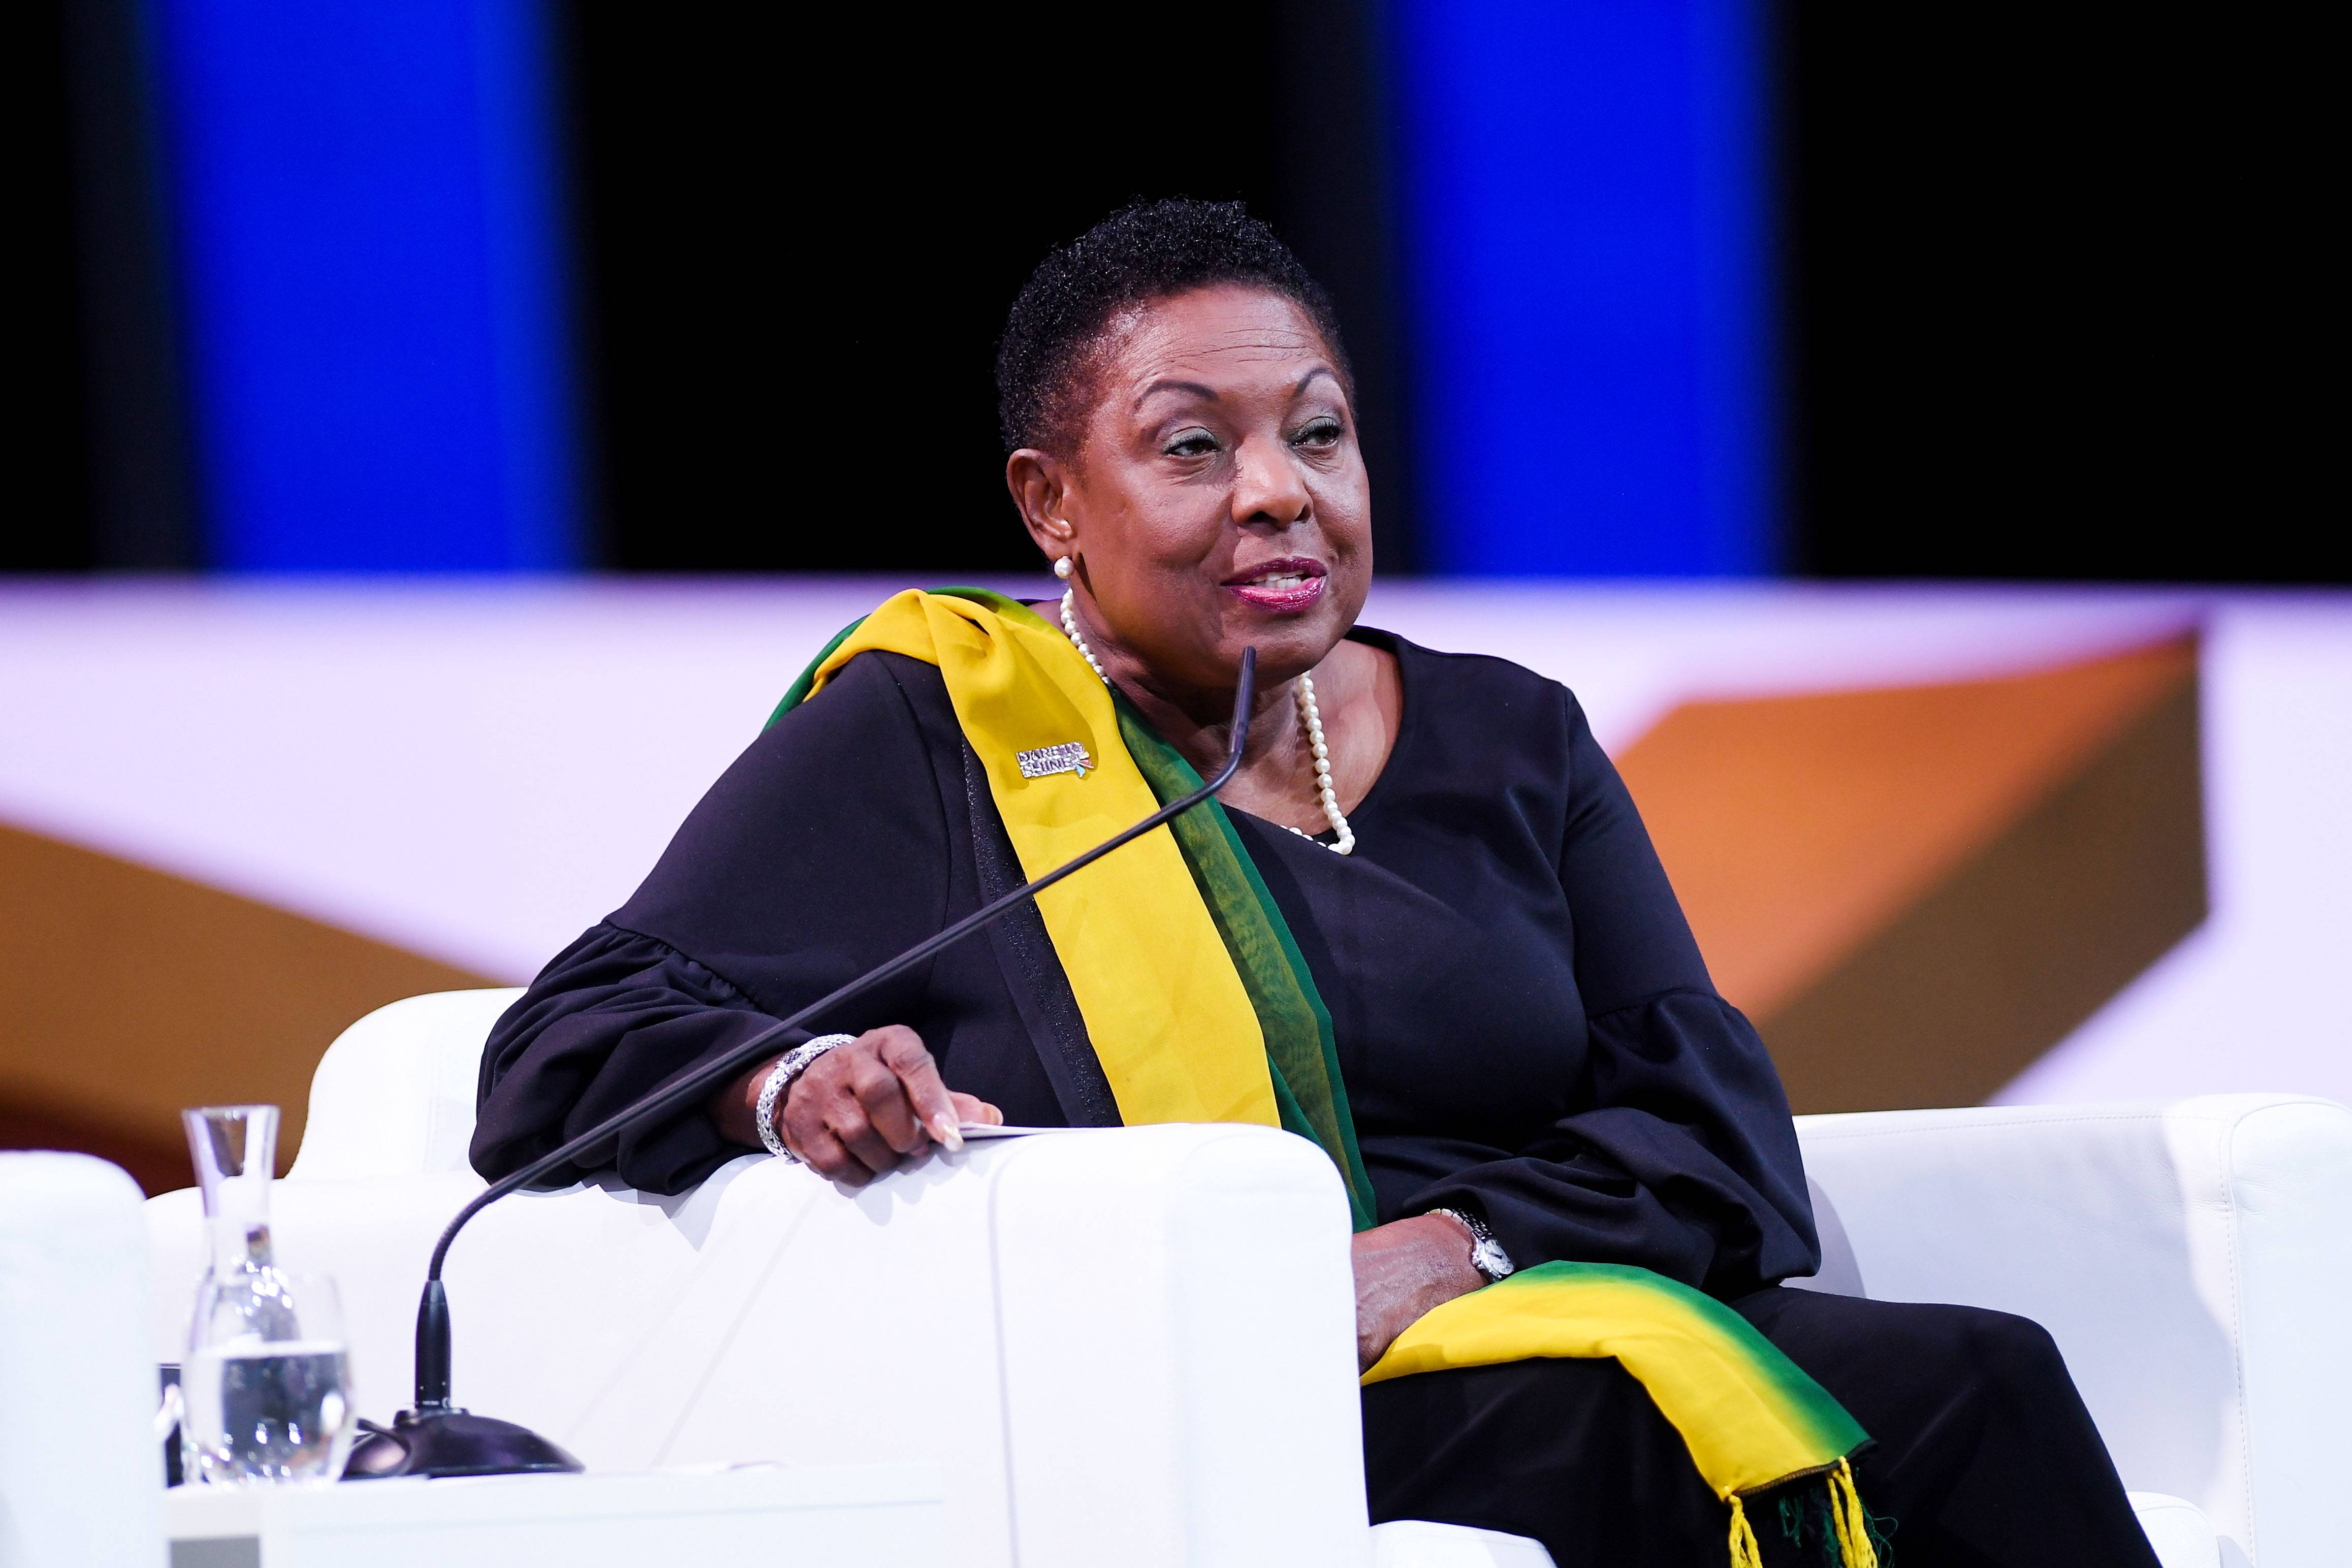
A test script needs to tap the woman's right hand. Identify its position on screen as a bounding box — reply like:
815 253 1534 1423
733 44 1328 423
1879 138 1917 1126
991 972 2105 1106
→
775 1026 1001 1181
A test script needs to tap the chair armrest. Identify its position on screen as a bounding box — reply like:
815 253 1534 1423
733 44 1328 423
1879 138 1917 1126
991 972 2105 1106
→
1795 1095 2352 1568
149 1124 1367 1568
4 1153 166 1567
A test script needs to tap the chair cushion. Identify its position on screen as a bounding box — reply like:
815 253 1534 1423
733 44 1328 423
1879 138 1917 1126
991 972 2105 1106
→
2131 1492 2219 1568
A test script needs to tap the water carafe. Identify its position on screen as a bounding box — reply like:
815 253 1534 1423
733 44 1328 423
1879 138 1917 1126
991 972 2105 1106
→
181 1105 356 1484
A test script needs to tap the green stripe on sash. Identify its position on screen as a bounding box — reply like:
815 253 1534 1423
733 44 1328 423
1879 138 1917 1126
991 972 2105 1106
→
1117 698 1380 1231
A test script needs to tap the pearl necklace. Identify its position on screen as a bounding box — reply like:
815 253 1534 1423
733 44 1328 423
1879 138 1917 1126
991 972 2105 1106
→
1061 589 1355 854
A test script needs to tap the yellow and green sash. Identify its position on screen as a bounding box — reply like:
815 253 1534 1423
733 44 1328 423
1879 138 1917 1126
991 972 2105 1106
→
1366 1262 1878 1566
773 589 1878 1568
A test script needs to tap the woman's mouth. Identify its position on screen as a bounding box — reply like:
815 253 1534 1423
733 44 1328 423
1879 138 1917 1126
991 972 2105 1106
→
1224 558 1328 612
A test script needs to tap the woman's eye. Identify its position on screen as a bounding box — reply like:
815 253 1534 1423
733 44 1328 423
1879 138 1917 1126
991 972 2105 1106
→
1165 430 1219 458
1293 419 1343 447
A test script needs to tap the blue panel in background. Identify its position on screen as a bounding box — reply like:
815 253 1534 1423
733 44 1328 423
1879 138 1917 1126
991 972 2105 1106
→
1392 0 1777 576
152 0 579 570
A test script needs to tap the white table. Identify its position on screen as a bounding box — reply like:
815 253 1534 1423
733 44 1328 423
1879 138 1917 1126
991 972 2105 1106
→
165 1463 944 1567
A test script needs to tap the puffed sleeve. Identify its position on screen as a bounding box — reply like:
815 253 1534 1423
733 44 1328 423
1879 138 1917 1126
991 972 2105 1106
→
469 925 793 1192
1399 692 1821 1297
470 652 956 1193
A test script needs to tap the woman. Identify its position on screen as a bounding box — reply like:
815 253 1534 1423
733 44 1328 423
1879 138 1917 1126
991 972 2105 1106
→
475 200 2157 1567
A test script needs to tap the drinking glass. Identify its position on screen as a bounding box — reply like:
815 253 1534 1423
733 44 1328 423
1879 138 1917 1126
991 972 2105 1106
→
182 1267 356 1484
179 1105 357 1484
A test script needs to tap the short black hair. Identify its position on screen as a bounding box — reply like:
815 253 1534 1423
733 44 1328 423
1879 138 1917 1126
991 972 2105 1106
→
995 198 1351 457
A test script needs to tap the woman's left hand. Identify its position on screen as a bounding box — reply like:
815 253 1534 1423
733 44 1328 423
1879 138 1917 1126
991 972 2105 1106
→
1350 1212 1487 1372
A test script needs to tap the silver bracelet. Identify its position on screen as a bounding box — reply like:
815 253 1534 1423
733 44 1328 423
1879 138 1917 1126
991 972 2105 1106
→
755 1034 856 1161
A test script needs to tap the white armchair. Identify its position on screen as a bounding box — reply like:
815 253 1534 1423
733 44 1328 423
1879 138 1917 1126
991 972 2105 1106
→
143 991 2352 1568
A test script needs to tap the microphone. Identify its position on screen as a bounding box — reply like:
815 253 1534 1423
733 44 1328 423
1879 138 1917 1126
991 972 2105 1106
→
346 647 1261 1479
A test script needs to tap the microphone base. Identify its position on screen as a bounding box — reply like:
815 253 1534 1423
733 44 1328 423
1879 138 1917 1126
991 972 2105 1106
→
344 1406 585 1481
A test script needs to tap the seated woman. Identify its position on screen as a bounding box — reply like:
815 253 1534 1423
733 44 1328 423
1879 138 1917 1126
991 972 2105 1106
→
474 200 2157 1568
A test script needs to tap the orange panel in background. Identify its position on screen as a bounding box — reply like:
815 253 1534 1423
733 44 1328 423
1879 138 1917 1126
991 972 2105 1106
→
1617 634 2206 1112
0 822 494 1191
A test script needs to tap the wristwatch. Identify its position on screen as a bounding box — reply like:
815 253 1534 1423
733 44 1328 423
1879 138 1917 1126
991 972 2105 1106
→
1428 1206 1516 1283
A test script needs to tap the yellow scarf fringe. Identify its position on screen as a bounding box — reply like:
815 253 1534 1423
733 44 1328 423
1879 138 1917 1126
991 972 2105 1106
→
1728 1494 1765 1568
1827 1456 1881 1568
1730 1459 1878 1568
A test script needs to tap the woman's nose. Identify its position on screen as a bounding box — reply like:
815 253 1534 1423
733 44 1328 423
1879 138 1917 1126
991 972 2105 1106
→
1230 434 1311 527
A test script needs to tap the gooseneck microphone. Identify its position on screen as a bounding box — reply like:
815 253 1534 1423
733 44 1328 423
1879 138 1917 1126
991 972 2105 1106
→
348 649 1260 1479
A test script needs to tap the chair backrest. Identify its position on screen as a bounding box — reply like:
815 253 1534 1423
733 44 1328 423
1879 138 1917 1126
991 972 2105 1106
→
1799 1095 2352 1568
1783 1175 1867 1298
288 988 522 1179
0 1151 166 1567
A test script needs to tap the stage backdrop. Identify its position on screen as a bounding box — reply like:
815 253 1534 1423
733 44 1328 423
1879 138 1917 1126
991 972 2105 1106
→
4 582 2346 1188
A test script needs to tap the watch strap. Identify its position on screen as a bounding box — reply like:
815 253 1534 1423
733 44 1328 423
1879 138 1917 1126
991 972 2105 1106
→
1429 1205 1517 1283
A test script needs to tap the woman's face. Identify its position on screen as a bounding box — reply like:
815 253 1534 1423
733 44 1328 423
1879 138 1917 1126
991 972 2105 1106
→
1011 284 1373 698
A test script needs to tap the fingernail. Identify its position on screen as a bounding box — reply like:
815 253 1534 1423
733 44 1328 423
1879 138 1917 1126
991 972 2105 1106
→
931 1114 964 1151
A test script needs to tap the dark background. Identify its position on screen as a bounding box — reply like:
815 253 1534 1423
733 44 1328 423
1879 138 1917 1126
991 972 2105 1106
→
567 2 1409 575
12 1 2338 581
17 0 96 572
1781 3 2337 581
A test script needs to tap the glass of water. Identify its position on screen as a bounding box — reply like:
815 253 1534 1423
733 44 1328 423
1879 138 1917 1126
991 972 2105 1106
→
182 1265 356 1485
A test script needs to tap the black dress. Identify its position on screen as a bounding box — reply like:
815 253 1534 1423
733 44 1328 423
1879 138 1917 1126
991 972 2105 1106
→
474 633 2157 1567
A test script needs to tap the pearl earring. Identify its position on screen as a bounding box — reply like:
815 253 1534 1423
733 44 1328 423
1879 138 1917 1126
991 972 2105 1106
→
1053 556 1074 580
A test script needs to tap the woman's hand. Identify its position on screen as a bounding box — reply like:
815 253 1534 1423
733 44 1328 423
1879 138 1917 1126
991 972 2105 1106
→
1350 1212 1487 1372
712 1026 1002 1181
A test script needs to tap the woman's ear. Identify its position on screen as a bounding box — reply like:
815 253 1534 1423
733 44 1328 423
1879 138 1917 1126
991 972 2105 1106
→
1005 449 1078 565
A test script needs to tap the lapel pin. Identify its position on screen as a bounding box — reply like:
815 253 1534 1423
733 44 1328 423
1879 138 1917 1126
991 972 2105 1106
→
1017 742 1094 780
